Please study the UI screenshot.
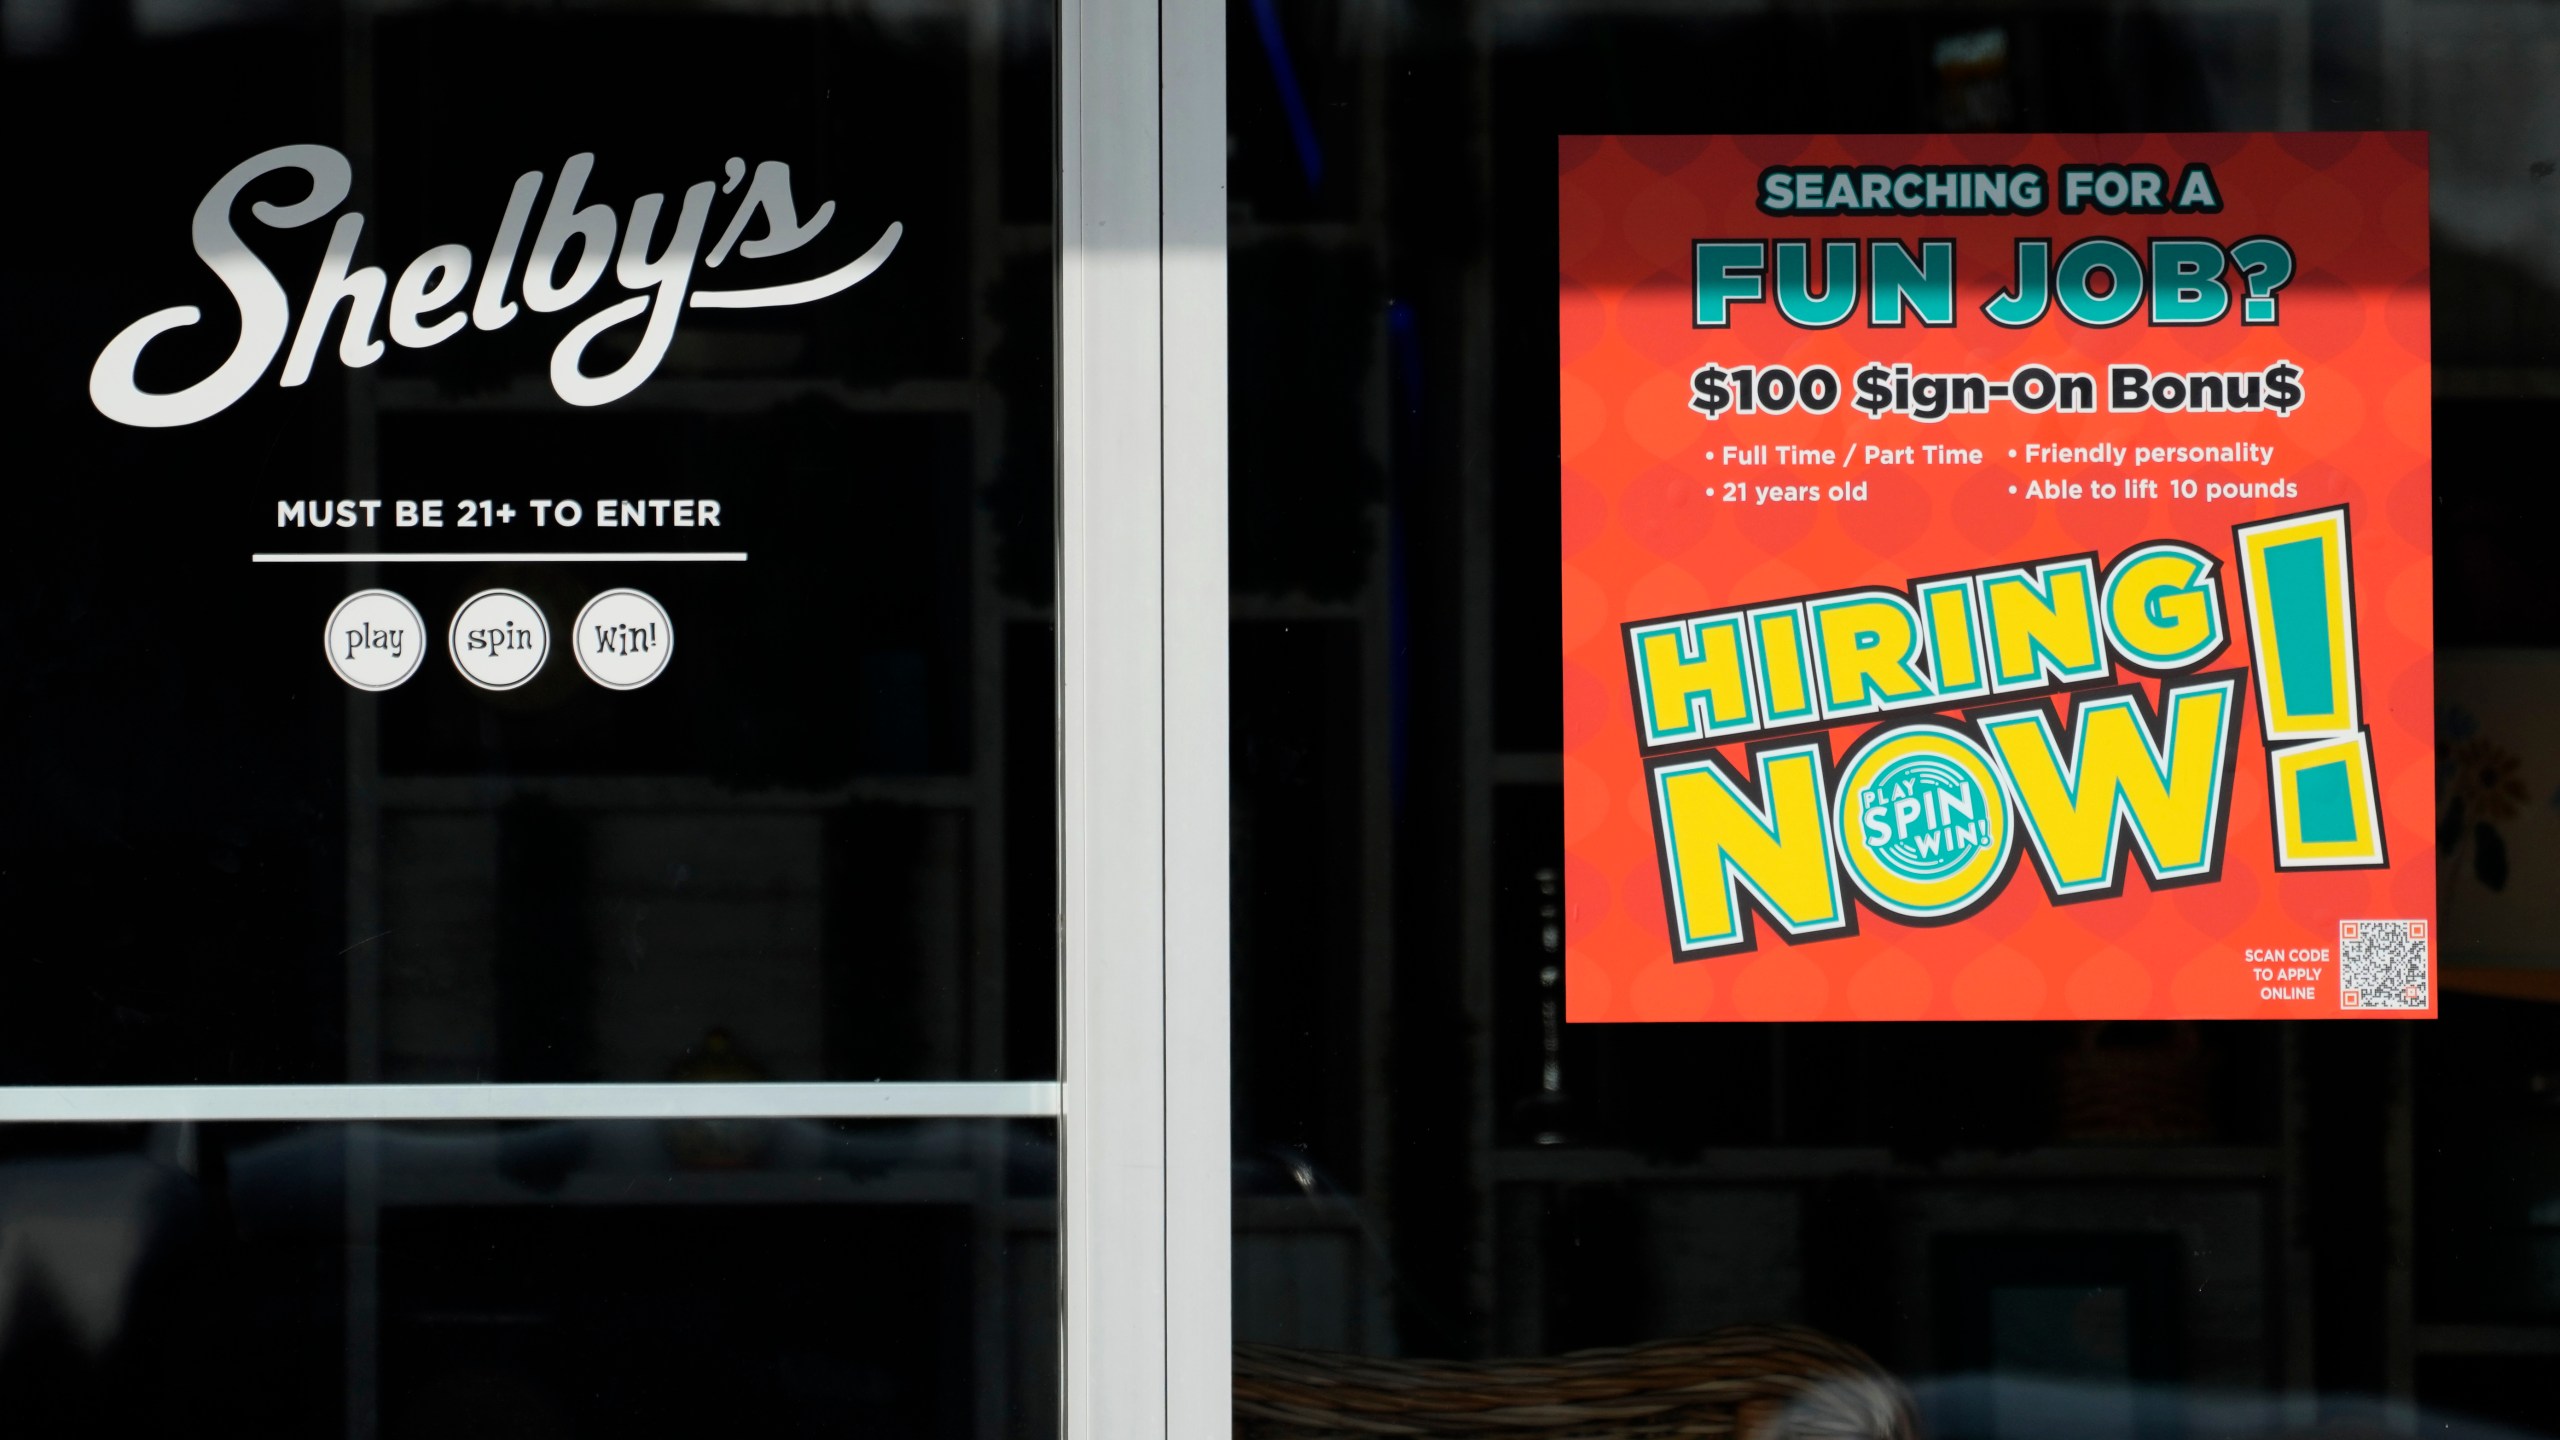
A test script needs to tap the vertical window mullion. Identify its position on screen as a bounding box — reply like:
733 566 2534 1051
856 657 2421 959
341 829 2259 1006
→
1057 0 1173 1435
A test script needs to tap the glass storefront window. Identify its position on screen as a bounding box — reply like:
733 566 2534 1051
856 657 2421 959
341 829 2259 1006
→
18 0 2560 1434
1227 5 2556 1439
4 0 1056 1091
0 0 1158 1433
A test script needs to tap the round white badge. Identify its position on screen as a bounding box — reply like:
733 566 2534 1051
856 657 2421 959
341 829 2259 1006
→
447 588 550 691
323 589 428 692
572 588 675 690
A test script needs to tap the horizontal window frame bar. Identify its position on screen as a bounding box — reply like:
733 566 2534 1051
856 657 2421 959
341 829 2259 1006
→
0 1081 1060 1124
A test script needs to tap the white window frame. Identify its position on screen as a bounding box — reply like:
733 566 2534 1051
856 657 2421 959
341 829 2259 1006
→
1060 0 1232 1431
0 0 1232 1432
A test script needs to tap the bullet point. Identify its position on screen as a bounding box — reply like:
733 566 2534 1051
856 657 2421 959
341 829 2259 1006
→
2008 485 2018 494
2008 448 2018 458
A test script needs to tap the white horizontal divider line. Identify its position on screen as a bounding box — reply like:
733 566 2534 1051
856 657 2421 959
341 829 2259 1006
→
252 552 748 564
0 1081 1060 1124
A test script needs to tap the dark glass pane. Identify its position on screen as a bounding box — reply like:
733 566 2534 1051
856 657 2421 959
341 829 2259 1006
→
1231 5 2560 1439
0 1119 1056 1438
1 0 1055 1084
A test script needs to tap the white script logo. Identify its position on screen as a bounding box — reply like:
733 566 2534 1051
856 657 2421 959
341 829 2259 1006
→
91 144 901 427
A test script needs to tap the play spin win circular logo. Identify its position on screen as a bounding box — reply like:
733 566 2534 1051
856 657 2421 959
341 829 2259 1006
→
1861 753 1992 882
1834 724 2014 921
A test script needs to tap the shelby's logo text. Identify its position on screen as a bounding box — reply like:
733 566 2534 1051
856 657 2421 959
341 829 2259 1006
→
91 144 900 427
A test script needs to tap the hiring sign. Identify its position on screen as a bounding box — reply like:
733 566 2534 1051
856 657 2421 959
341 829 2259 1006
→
1559 133 2432 1021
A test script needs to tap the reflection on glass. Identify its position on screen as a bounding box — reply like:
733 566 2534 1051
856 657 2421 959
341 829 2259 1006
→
1229 3 2560 1438
0 1120 1057 1437
1 0 1058 1087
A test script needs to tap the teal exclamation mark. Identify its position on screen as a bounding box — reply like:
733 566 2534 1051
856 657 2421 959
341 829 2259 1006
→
2262 537 2336 718
2291 759 2359 844
2236 508 2384 869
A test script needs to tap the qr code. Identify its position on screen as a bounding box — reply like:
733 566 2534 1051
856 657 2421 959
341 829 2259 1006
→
2339 920 2429 1010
